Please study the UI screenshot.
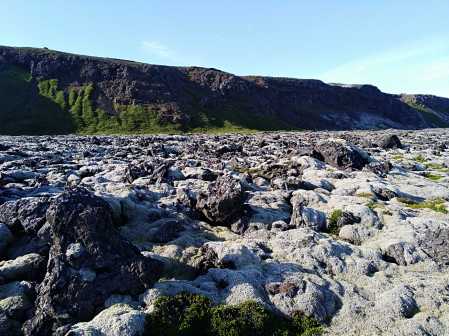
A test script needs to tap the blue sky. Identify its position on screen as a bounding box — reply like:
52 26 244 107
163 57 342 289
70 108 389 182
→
1 0 449 97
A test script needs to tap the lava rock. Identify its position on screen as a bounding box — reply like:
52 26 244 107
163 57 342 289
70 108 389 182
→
196 175 244 226
149 218 184 244
365 160 392 177
0 197 50 234
313 139 370 170
290 204 326 231
0 223 13 256
336 211 361 227
378 134 403 149
22 188 162 336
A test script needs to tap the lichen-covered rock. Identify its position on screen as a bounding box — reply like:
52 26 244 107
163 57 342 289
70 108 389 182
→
66 304 146 336
0 129 449 336
0 253 46 282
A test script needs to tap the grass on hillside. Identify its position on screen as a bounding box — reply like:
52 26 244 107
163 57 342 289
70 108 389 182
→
403 99 449 128
0 65 299 135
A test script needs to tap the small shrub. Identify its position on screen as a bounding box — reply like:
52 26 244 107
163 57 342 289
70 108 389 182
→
326 209 343 235
210 301 271 336
366 200 377 210
145 293 323 336
146 293 213 336
290 311 324 336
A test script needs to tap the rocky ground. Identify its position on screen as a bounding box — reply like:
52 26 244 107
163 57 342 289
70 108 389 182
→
1 129 449 335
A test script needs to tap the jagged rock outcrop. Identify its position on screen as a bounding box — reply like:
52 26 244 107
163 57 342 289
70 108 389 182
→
22 188 162 336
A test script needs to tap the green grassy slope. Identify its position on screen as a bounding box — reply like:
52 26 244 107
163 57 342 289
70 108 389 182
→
0 65 75 135
0 65 298 135
401 96 449 128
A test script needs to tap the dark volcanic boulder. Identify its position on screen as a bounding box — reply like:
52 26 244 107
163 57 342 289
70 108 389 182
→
378 134 403 149
336 211 361 227
0 197 50 234
313 139 370 170
196 175 244 226
23 188 162 336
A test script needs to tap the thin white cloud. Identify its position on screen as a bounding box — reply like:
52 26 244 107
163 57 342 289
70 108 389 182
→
420 58 449 81
319 36 449 96
141 41 176 62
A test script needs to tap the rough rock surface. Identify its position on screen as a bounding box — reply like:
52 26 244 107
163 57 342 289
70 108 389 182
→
0 130 449 335
22 188 162 335
313 138 371 170
196 174 244 226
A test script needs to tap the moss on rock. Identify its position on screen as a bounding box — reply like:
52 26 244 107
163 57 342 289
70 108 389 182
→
145 293 323 336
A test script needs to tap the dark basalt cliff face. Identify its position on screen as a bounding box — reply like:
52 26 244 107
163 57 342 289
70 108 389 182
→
0 45 447 134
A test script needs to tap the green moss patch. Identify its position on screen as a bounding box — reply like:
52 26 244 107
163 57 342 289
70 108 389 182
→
145 293 323 336
356 192 375 199
398 197 448 214
423 172 443 181
413 154 426 163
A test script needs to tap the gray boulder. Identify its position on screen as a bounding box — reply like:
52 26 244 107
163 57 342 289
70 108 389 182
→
66 304 146 336
0 253 46 282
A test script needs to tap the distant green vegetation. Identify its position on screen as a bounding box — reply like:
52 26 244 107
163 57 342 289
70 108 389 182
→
426 162 449 172
403 99 449 128
0 65 299 135
145 293 323 336
423 172 443 181
398 197 448 214
0 65 74 134
36 78 183 134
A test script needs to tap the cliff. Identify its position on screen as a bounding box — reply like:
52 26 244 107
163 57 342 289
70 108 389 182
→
0 45 447 134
